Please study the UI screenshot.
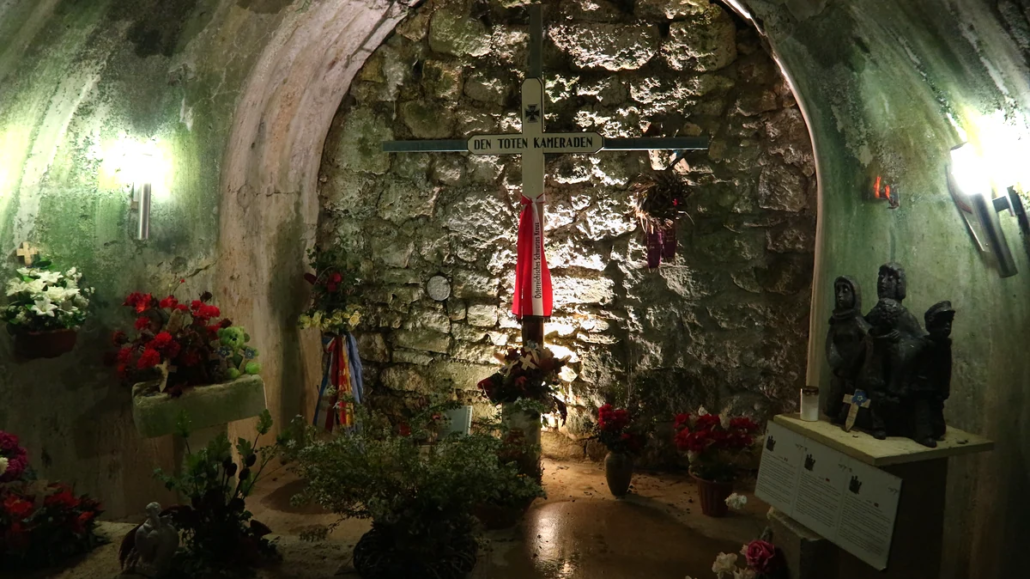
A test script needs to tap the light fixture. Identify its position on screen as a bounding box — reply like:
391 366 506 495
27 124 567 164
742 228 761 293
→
131 182 152 240
948 143 1023 277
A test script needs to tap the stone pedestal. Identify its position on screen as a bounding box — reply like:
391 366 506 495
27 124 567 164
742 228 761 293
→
132 375 267 438
768 415 993 579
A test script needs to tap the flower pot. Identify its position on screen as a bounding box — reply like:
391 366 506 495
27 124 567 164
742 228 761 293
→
605 451 634 497
13 328 78 360
500 407 542 480
692 473 733 517
132 374 268 438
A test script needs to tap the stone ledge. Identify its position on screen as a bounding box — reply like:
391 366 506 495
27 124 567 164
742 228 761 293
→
132 375 267 439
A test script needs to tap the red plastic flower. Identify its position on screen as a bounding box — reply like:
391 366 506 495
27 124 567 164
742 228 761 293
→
694 414 721 432
0 431 21 453
674 413 691 431
745 539 780 573
3 495 35 520
137 348 161 369
159 295 178 309
730 417 760 432
134 316 151 331
150 332 175 351
111 330 127 346
175 304 189 311
116 347 133 363
44 489 81 510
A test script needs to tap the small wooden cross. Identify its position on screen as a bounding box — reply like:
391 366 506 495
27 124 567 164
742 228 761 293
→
842 389 872 432
15 242 39 266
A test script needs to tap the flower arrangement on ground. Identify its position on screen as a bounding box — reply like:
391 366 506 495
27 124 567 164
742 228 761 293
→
595 404 645 497
0 430 105 571
287 400 544 579
674 408 761 517
673 408 760 483
477 346 568 423
298 245 363 334
2 260 92 358
113 290 259 396
122 410 280 578
700 530 788 579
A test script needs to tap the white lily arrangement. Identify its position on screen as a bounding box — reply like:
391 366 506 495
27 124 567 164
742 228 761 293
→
1 261 93 333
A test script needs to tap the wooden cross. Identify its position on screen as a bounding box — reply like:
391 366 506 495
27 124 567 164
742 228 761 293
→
842 389 872 432
382 5 708 346
15 242 39 266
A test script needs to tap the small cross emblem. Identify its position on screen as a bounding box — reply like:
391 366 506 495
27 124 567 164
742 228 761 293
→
15 242 39 266
524 104 541 123
842 390 872 432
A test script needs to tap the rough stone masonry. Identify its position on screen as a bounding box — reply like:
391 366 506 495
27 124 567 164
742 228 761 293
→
317 0 816 460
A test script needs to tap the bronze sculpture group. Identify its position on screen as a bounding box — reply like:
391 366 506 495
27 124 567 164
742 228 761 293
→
825 263 955 448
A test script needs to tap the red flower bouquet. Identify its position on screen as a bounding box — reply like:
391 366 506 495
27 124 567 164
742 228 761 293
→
595 404 644 454
711 536 788 579
477 347 568 423
673 409 760 483
0 432 104 570
113 290 254 395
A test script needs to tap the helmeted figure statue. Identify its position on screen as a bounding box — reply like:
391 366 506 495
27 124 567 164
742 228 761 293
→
859 298 905 439
825 276 870 423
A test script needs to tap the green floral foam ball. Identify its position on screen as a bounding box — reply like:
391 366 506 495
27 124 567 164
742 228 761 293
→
245 362 261 375
227 368 242 380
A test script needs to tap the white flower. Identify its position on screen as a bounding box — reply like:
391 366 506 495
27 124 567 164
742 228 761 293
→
65 267 77 277
45 286 76 303
6 280 29 296
733 569 757 579
16 267 31 276
0 456 7 476
73 294 88 308
725 493 748 510
31 296 57 317
25 279 46 294
712 552 739 575
35 271 61 284
697 406 709 417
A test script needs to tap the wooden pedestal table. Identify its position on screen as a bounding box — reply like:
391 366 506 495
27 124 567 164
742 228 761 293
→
768 415 993 579
132 375 268 473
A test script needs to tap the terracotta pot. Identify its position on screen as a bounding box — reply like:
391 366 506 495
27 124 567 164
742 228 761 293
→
13 328 78 360
605 451 634 497
693 473 733 517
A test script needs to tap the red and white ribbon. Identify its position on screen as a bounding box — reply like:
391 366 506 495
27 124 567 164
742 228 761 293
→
513 195 553 318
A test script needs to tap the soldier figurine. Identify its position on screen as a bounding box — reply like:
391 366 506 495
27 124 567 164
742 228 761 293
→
924 301 955 440
859 298 906 439
825 276 871 423
867 262 925 338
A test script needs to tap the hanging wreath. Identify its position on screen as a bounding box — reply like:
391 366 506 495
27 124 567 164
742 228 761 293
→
630 171 693 268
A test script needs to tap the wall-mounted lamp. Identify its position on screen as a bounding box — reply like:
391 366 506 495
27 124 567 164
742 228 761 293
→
947 143 1028 277
131 183 152 240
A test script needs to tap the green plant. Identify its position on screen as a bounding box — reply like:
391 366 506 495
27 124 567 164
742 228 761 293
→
1 261 92 334
153 410 280 578
287 401 543 576
298 245 364 334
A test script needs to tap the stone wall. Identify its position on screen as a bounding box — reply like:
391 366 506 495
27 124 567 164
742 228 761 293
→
318 0 816 450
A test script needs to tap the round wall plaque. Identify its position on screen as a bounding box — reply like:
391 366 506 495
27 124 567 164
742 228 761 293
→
427 275 451 301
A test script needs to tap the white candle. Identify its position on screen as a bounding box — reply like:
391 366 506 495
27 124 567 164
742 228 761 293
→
800 387 820 421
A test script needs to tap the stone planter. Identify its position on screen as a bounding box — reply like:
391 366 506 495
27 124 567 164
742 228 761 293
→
693 473 733 517
604 451 634 497
132 374 267 438
13 328 77 360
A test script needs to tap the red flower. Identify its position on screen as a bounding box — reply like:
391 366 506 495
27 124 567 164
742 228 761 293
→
71 511 95 534
675 428 713 453
159 295 178 309
150 332 175 351
175 304 189 311
111 330 127 346
745 539 780 573
134 316 151 331
730 417 760 433
116 347 133 363
694 414 720 432
44 489 80 510
137 348 161 369
117 363 128 377
3 495 35 520
398 423 411 437
674 413 691 431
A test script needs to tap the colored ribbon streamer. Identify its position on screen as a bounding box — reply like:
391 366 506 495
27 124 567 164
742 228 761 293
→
313 332 362 431
512 195 553 319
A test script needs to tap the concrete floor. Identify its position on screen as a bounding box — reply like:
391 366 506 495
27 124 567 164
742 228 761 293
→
34 459 769 579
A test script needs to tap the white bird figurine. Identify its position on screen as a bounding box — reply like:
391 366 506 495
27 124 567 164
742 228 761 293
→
121 502 179 577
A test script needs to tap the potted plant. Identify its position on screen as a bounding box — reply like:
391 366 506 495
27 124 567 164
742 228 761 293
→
0 430 106 572
120 410 280 578
298 246 365 431
594 404 644 498
673 409 760 517
2 261 92 359
630 171 693 268
112 291 266 438
287 402 544 579
477 346 568 479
